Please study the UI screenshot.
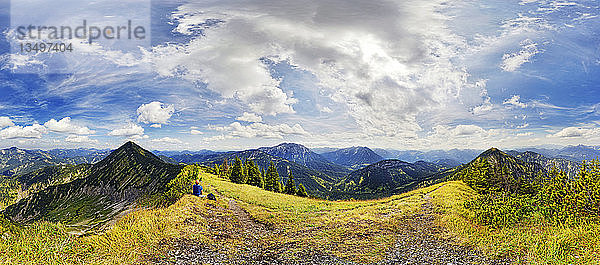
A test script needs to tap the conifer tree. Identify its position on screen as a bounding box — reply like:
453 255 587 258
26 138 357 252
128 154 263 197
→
246 160 263 188
264 162 281 192
284 172 297 195
296 183 308 197
230 157 246 184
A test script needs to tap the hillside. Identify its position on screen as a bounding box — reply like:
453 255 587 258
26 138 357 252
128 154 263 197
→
0 164 92 210
192 149 337 195
3 142 184 234
450 148 546 195
321 146 384 169
331 160 444 199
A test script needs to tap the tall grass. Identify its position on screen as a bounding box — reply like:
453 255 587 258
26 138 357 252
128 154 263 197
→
429 181 600 264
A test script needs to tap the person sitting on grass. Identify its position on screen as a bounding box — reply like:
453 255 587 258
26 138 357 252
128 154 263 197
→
192 179 203 196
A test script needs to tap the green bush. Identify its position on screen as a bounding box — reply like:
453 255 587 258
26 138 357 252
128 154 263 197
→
154 165 203 206
465 193 535 228
537 162 600 225
464 160 600 228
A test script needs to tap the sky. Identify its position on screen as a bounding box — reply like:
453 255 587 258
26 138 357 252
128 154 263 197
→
0 0 599 151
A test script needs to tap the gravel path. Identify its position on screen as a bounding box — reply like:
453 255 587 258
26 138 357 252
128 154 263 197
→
147 186 511 265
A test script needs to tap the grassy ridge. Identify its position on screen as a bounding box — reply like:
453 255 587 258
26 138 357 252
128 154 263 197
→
203 173 438 263
428 181 600 264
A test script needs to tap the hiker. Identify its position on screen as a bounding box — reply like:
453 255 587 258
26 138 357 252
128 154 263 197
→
193 180 203 196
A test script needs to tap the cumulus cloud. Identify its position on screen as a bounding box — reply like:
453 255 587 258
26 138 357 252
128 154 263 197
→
151 137 184 144
150 124 162 128
0 124 47 139
501 39 539 72
551 127 597 138
431 124 487 138
137 101 175 125
65 135 99 144
190 129 204 135
236 112 263 123
149 0 489 136
108 124 145 137
503 95 528 108
209 122 309 139
517 132 533 136
318 106 333 113
0 117 14 128
44 117 94 135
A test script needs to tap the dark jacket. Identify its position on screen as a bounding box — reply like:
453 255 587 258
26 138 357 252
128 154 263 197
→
192 184 203 196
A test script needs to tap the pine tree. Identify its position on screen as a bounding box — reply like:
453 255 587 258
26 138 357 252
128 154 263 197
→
246 160 263 188
284 172 297 195
230 157 246 184
296 183 308 197
220 159 230 178
264 162 281 192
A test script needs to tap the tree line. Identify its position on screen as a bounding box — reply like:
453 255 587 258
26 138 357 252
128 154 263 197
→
209 157 308 197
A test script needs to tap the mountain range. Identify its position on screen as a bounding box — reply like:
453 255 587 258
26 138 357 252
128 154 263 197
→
331 160 444 199
0 147 110 176
321 146 384 169
1 141 594 236
3 142 183 234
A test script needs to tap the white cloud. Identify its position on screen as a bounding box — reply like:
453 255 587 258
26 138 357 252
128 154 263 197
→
0 124 47 139
108 124 145 137
453 124 486 136
151 137 184 144
190 129 204 135
236 112 263 123
150 124 162 128
550 127 597 138
503 95 528 108
44 117 94 135
209 122 310 139
517 132 533 136
149 0 489 136
0 117 14 128
501 39 539 72
319 106 333 113
65 135 99 144
136 101 175 125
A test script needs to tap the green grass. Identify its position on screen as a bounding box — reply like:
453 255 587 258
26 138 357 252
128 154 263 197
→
1 173 598 264
203 173 443 262
428 181 600 264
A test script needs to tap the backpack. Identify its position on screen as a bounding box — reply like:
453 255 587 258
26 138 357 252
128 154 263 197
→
207 193 216 201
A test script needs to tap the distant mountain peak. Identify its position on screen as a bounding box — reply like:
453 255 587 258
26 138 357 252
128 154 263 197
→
104 141 160 161
321 146 384 169
478 147 505 157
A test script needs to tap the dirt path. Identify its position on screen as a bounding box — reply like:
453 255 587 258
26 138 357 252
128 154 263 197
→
149 185 511 265
377 185 510 264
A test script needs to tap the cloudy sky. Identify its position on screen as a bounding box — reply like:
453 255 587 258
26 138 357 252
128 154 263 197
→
0 0 599 151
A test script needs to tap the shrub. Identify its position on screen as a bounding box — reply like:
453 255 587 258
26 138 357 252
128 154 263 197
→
464 193 535 228
155 165 203 206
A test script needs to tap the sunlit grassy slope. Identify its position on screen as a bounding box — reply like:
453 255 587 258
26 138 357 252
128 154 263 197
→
1 172 598 264
427 181 600 265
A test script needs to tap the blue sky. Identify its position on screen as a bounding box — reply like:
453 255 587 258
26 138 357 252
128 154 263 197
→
0 0 599 151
